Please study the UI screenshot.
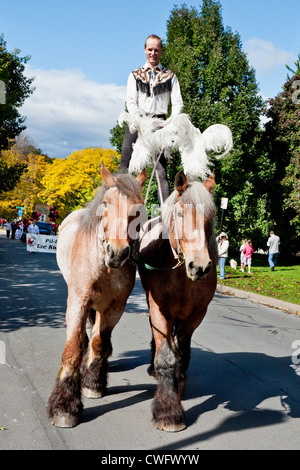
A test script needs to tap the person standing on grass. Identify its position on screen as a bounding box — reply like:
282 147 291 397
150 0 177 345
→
217 232 229 280
240 238 247 272
267 230 280 271
243 239 254 275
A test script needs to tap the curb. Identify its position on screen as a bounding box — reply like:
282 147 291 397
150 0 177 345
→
216 283 300 316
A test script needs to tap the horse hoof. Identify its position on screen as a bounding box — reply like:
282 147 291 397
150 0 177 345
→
51 413 78 428
155 421 186 433
81 387 103 399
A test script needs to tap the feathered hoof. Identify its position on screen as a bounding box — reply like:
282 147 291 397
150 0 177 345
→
81 387 103 399
51 413 78 428
155 421 186 433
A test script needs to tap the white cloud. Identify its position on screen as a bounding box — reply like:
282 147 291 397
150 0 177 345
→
245 38 296 74
21 66 127 158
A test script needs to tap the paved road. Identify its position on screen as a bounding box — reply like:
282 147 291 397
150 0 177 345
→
0 230 300 451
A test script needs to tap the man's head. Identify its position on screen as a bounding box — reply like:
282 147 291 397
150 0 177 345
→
144 35 163 68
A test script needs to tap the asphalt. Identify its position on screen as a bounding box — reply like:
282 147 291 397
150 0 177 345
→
1 229 300 450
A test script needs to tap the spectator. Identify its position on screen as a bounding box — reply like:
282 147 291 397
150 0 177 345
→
217 232 229 280
239 238 247 272
243 239 254 275
4 220 11 238
267 230 280 271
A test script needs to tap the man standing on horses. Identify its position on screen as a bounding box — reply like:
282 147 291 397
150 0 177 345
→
119 34 184 203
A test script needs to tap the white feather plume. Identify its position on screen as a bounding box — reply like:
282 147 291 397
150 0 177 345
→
118 112 233 179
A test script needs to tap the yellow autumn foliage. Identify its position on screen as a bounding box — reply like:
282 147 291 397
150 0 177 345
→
0 152 49 219
39 147 120 219
0 146 120 220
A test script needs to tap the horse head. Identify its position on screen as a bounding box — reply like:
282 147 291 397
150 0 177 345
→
168 170 216 281
99 164 147 268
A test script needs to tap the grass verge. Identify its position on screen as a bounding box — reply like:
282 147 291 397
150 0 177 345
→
219 255 300 305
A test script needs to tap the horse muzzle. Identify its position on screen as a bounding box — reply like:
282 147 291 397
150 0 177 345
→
187 259 212 281
104 243 131 269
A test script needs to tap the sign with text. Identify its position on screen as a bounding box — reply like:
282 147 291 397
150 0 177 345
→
26 234 57 253
220 197 228 210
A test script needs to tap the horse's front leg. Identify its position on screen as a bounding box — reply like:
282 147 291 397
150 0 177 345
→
150 296 186 432
81 306 124 399
47 294 88 428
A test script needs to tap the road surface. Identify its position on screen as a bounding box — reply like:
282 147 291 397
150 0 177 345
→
0 230 300 451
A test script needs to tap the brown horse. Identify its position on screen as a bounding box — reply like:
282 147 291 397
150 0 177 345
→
138 170 217 432
47 164 146 427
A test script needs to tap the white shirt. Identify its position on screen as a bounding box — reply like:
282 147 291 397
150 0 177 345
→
28 224 39 235
126 62 184 117
218 239 229 258
267 235 280 253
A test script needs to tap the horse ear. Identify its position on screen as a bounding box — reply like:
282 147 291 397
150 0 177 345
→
136 168 147 187
203 172 215 194
175 170 188 196
101 162 116 187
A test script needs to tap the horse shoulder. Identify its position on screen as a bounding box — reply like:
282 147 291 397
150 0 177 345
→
57 209 85 282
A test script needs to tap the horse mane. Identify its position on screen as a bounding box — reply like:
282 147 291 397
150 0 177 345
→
79 172 143 234
161 180 217 257
161 180 215 228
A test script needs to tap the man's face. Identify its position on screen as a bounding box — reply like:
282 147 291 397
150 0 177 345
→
144 38 163 67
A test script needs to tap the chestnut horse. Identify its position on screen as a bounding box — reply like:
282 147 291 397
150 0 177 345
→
138 170 217 432
47 164 146 427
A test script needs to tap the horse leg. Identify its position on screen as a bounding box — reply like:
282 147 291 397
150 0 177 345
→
81 307 124 399
172 320 192 400
150 298 186 432
47 295 88 428
173 314 207 399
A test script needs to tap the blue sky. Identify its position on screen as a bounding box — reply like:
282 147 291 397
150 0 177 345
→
1 0 299 158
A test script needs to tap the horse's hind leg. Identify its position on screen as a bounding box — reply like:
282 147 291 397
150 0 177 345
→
47 297 88 428
81 308 124 399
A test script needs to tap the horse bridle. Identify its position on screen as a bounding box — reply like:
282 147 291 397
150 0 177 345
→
141 202 185 272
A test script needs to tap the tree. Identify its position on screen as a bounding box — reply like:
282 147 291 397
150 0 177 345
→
39 147 120 220
0 34 34 151
0 138 48 218
263 55 300 253
162 2 268 247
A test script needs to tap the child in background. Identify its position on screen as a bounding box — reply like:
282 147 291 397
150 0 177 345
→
243 239 254 274
240 238 247 272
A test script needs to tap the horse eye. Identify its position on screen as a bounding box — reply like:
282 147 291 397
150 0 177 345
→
177 211 183 218
102 201 108 208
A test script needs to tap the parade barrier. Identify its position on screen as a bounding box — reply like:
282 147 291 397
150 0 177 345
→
26 233 57 253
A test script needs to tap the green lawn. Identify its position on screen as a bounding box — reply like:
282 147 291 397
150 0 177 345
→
218 255 300 305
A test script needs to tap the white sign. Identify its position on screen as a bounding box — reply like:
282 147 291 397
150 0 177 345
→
26 234 57 253
39 214 46 222
220 197 228 210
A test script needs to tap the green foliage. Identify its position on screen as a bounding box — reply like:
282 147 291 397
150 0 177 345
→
109 1 299 254
263 64 300 252
0 34 35 151
0 157 27 194
162 0 268 248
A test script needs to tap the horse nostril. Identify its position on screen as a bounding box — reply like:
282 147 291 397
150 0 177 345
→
188 261 199 275
120 246 130 261
106 244 114 259
204 261 212 276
